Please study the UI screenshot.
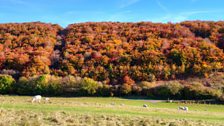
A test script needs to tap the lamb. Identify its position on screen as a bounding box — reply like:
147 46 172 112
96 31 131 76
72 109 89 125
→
143 104 148 108
32 95 42 103
178 106 188 111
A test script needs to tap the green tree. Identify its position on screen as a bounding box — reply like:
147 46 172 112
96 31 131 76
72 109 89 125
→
0 75 15 94
80 77 100 95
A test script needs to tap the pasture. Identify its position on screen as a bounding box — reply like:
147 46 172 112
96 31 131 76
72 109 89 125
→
0 96 224 126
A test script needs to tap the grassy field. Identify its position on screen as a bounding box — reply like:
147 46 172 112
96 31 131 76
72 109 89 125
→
0 96 224 126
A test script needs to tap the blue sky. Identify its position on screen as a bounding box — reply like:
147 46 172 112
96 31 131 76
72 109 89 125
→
0 0 223 27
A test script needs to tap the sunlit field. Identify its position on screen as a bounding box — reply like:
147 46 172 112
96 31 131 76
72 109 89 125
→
0 96 223 126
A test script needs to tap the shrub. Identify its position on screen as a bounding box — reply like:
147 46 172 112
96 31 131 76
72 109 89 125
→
96 84 112 96
15 75 102 96
15 76 30 95
59 75 82 95
16 75 63 95
120 84 132 95
131 85 142 95
80 77 100 95
138 81 156 89
137 81 156 96
34 75 48 94
219 95 224 102
153 81 183 99
182 81 222 100
44 75 62 96
15 75 49 95
0 75 15 94
182 82 200 99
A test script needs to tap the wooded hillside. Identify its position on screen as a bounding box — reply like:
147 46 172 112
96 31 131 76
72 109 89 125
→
0 22 62 77
0 21 224 99
0 21 223 84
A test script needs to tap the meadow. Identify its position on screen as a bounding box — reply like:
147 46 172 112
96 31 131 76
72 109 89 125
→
0 96 223 126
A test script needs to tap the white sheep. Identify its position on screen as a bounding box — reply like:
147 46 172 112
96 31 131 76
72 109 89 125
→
178 106 188 111
32 95 42 103
184 106 189 111
143 104 148 108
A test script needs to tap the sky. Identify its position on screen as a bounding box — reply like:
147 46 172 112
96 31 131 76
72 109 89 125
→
0 0 224 27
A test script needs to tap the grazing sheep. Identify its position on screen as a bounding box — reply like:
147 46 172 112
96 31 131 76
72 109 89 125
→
178 106 184 110
120 103 125 106
178 106 188 111
32 95 42 103
143 104 148 108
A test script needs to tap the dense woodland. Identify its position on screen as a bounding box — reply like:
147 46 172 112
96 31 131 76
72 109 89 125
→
0 21 224 100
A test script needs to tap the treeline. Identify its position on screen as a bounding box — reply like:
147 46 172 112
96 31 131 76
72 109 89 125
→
0 74 223 101
0 21 224 98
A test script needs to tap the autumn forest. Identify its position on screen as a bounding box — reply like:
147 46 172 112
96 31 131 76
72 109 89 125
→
0 21 224 100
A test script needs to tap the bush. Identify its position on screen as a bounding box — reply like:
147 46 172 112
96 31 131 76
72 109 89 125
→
96 84 112 96
15 76 30 95
60 75 82 95
120 84 132 95
15 75 62 95
137 81 156 96
138 81 156 89
0 75 15 94
46 76 62 96
219 95 224 102
182 81 222 100
15 75 101 96
15 75 49 95
80 77 100 95
131 85 142 95
153 81 183 99
34 75 48 94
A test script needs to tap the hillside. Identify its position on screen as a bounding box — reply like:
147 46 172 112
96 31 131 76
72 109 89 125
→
0 21 223 99
60 22 224 83
0 22 62 77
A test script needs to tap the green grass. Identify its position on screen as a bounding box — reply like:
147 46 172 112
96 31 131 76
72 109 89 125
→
0 96 223 126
